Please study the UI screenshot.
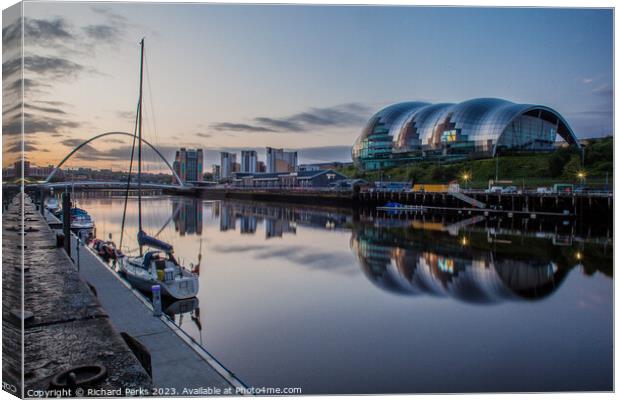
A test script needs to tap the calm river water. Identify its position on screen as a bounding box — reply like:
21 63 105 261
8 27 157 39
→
75 194 612 394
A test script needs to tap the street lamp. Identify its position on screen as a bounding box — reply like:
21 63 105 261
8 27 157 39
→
461 172 471 190
576 170 587 186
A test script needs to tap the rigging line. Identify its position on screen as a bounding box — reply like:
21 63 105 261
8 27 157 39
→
118 101 140 256
144 52 159 146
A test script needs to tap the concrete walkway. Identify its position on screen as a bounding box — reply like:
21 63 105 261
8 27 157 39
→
61 219 242 394
5 196 152 396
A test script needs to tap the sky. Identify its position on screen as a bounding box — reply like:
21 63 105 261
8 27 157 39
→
2 3 614 172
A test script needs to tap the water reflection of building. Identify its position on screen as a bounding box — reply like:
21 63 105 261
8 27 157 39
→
240 216 257 234
350 226 569 304
265 219 296 239
172 199 203 236
219 203 237 231
215 200 352 238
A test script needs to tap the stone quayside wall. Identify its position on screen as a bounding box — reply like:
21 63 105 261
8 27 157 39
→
2 194 152 397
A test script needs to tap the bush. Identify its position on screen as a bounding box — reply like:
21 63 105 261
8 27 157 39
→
548 148 572 177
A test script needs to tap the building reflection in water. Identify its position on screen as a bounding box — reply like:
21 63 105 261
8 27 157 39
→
219 203 237 232
208 200 611 304
265 219 296 239
240 216 257 234
214 200 350 238
172 198 203 236
350 225 571 304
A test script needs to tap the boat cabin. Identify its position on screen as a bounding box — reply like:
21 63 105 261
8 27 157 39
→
143 251 180 282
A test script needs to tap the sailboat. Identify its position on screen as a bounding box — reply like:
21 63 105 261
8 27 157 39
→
117 38 199 300
44 188 61 213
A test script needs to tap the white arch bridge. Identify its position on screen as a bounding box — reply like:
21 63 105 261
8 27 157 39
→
42 131 186 189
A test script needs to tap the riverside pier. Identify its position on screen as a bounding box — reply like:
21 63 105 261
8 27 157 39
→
3 194 151 396
188 187 612 220
3 193 244 396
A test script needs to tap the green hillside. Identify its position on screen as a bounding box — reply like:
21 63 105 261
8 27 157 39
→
337 136 612 189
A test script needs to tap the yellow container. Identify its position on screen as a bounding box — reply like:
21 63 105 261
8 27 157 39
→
412 184 449 193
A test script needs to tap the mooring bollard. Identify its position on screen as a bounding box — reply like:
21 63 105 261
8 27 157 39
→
75 237 81 271
152 285 162 317
62 192 71 257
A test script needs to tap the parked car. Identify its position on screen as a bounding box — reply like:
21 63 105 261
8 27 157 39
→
485 186 503 194
536 187 553 194
501 186 518 194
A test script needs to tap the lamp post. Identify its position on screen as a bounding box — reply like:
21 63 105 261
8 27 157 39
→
461 172 471 190
577 170 587 187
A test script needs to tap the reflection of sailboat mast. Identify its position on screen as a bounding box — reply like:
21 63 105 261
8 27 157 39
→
191 307 203 346
196 238 202 274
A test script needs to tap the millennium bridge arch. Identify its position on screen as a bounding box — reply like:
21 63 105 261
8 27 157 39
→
44 131 184 186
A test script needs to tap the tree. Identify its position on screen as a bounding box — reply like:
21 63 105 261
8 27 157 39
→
407 165 425 183
548 148 572 178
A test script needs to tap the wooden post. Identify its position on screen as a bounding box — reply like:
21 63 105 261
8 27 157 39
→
62 192 71 257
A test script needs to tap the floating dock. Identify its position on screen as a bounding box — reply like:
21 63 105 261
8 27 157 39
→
64 230 244 394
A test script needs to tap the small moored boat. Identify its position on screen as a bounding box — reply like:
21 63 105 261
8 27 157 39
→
116 38 199 301
69 208 95 229
121 249 199 300
44 197 60 214
91 239 123 262
378 202 426 212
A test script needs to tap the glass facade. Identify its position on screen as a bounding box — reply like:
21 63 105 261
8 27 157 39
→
353 98 580 170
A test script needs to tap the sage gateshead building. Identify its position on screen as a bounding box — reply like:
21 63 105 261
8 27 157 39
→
352 98 580 170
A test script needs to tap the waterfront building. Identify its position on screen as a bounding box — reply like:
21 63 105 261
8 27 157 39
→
3 161 56 180
173 148 204 182
257 161 266 173
220 152 237 179
352 98 581 170
241 150 258 173
211 164 221 181
298 162 353 172
266 147 298 173
232 169 347 188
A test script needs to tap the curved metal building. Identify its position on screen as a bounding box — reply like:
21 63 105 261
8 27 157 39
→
352 98 580 170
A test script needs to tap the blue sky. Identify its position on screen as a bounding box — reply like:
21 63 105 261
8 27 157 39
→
3 3 613 169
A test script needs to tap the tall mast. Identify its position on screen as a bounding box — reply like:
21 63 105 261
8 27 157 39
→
138 38 145 256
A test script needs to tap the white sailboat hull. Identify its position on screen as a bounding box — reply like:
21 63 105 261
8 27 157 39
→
116 39 199 303
119 256 199 300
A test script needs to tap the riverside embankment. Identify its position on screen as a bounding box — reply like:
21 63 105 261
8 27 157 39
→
3 194 244 397
2 194 151 397
184 187 612 220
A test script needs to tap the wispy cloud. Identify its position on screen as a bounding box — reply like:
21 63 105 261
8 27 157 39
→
3 102 67 115
5 141 47 153
211 103 371 134
3 55 86 79
83 24 121 41
117 110 135 121
25 18 75 45
591 83 613 97
211 122 278 133
3 113 80 136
